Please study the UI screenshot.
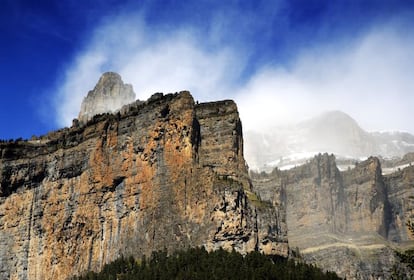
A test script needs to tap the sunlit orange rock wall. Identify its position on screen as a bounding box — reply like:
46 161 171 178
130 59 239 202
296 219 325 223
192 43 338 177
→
0 92 287 280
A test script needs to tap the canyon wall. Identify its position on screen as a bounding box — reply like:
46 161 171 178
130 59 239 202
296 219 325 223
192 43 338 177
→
0 91 287 280
251 154 414 279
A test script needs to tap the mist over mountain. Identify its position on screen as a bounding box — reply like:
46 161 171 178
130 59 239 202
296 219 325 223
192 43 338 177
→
244 110 414 171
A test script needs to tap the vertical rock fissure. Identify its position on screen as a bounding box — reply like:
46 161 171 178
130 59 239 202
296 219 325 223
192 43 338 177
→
87 238 94 271
25 187 36 280
254 208 259 251
98 203 104 269
191 118 201 164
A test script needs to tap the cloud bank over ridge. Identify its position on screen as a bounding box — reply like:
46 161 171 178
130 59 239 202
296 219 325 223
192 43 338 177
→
52 4 414 134
237 26 414 132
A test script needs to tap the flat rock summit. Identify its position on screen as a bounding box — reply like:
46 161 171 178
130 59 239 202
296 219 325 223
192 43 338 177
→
0 72 413 279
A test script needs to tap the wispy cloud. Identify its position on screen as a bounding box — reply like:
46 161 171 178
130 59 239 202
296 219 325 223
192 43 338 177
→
53 12 244 126
52 7 414 135
236 24 414 133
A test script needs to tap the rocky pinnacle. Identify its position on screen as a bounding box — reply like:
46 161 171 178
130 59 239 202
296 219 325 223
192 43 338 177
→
78 72 136 123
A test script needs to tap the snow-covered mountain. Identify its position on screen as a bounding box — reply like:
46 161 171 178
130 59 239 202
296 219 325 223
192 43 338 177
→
244 111 414 171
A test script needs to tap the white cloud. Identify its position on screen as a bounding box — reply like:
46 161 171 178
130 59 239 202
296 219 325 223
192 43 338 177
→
53 13 243 127
53 52 107 126
53 12 414 136
235 26 414 133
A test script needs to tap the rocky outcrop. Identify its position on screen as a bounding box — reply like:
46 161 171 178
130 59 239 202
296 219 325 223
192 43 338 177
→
78 72 136 124
386 164 414 243
0 74 287 280
251 154 414 279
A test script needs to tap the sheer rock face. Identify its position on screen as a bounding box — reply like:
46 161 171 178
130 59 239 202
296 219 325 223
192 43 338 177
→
78 72 136 124
251 154 414 279
0 88 287 280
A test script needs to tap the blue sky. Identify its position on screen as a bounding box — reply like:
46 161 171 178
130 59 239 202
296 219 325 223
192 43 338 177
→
1 0 414 139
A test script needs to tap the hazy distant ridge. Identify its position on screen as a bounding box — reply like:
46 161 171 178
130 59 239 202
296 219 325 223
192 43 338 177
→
245 111 414 171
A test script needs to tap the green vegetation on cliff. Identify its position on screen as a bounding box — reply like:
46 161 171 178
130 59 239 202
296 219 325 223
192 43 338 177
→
392 222 414 278
72 247 341 280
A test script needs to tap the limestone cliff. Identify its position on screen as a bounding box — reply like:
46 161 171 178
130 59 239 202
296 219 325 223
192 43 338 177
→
251 154 414 279
0 75 287 280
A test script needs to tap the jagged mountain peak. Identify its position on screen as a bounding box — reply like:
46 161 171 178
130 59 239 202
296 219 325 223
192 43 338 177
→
96 71 122 83
78 72 136 123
